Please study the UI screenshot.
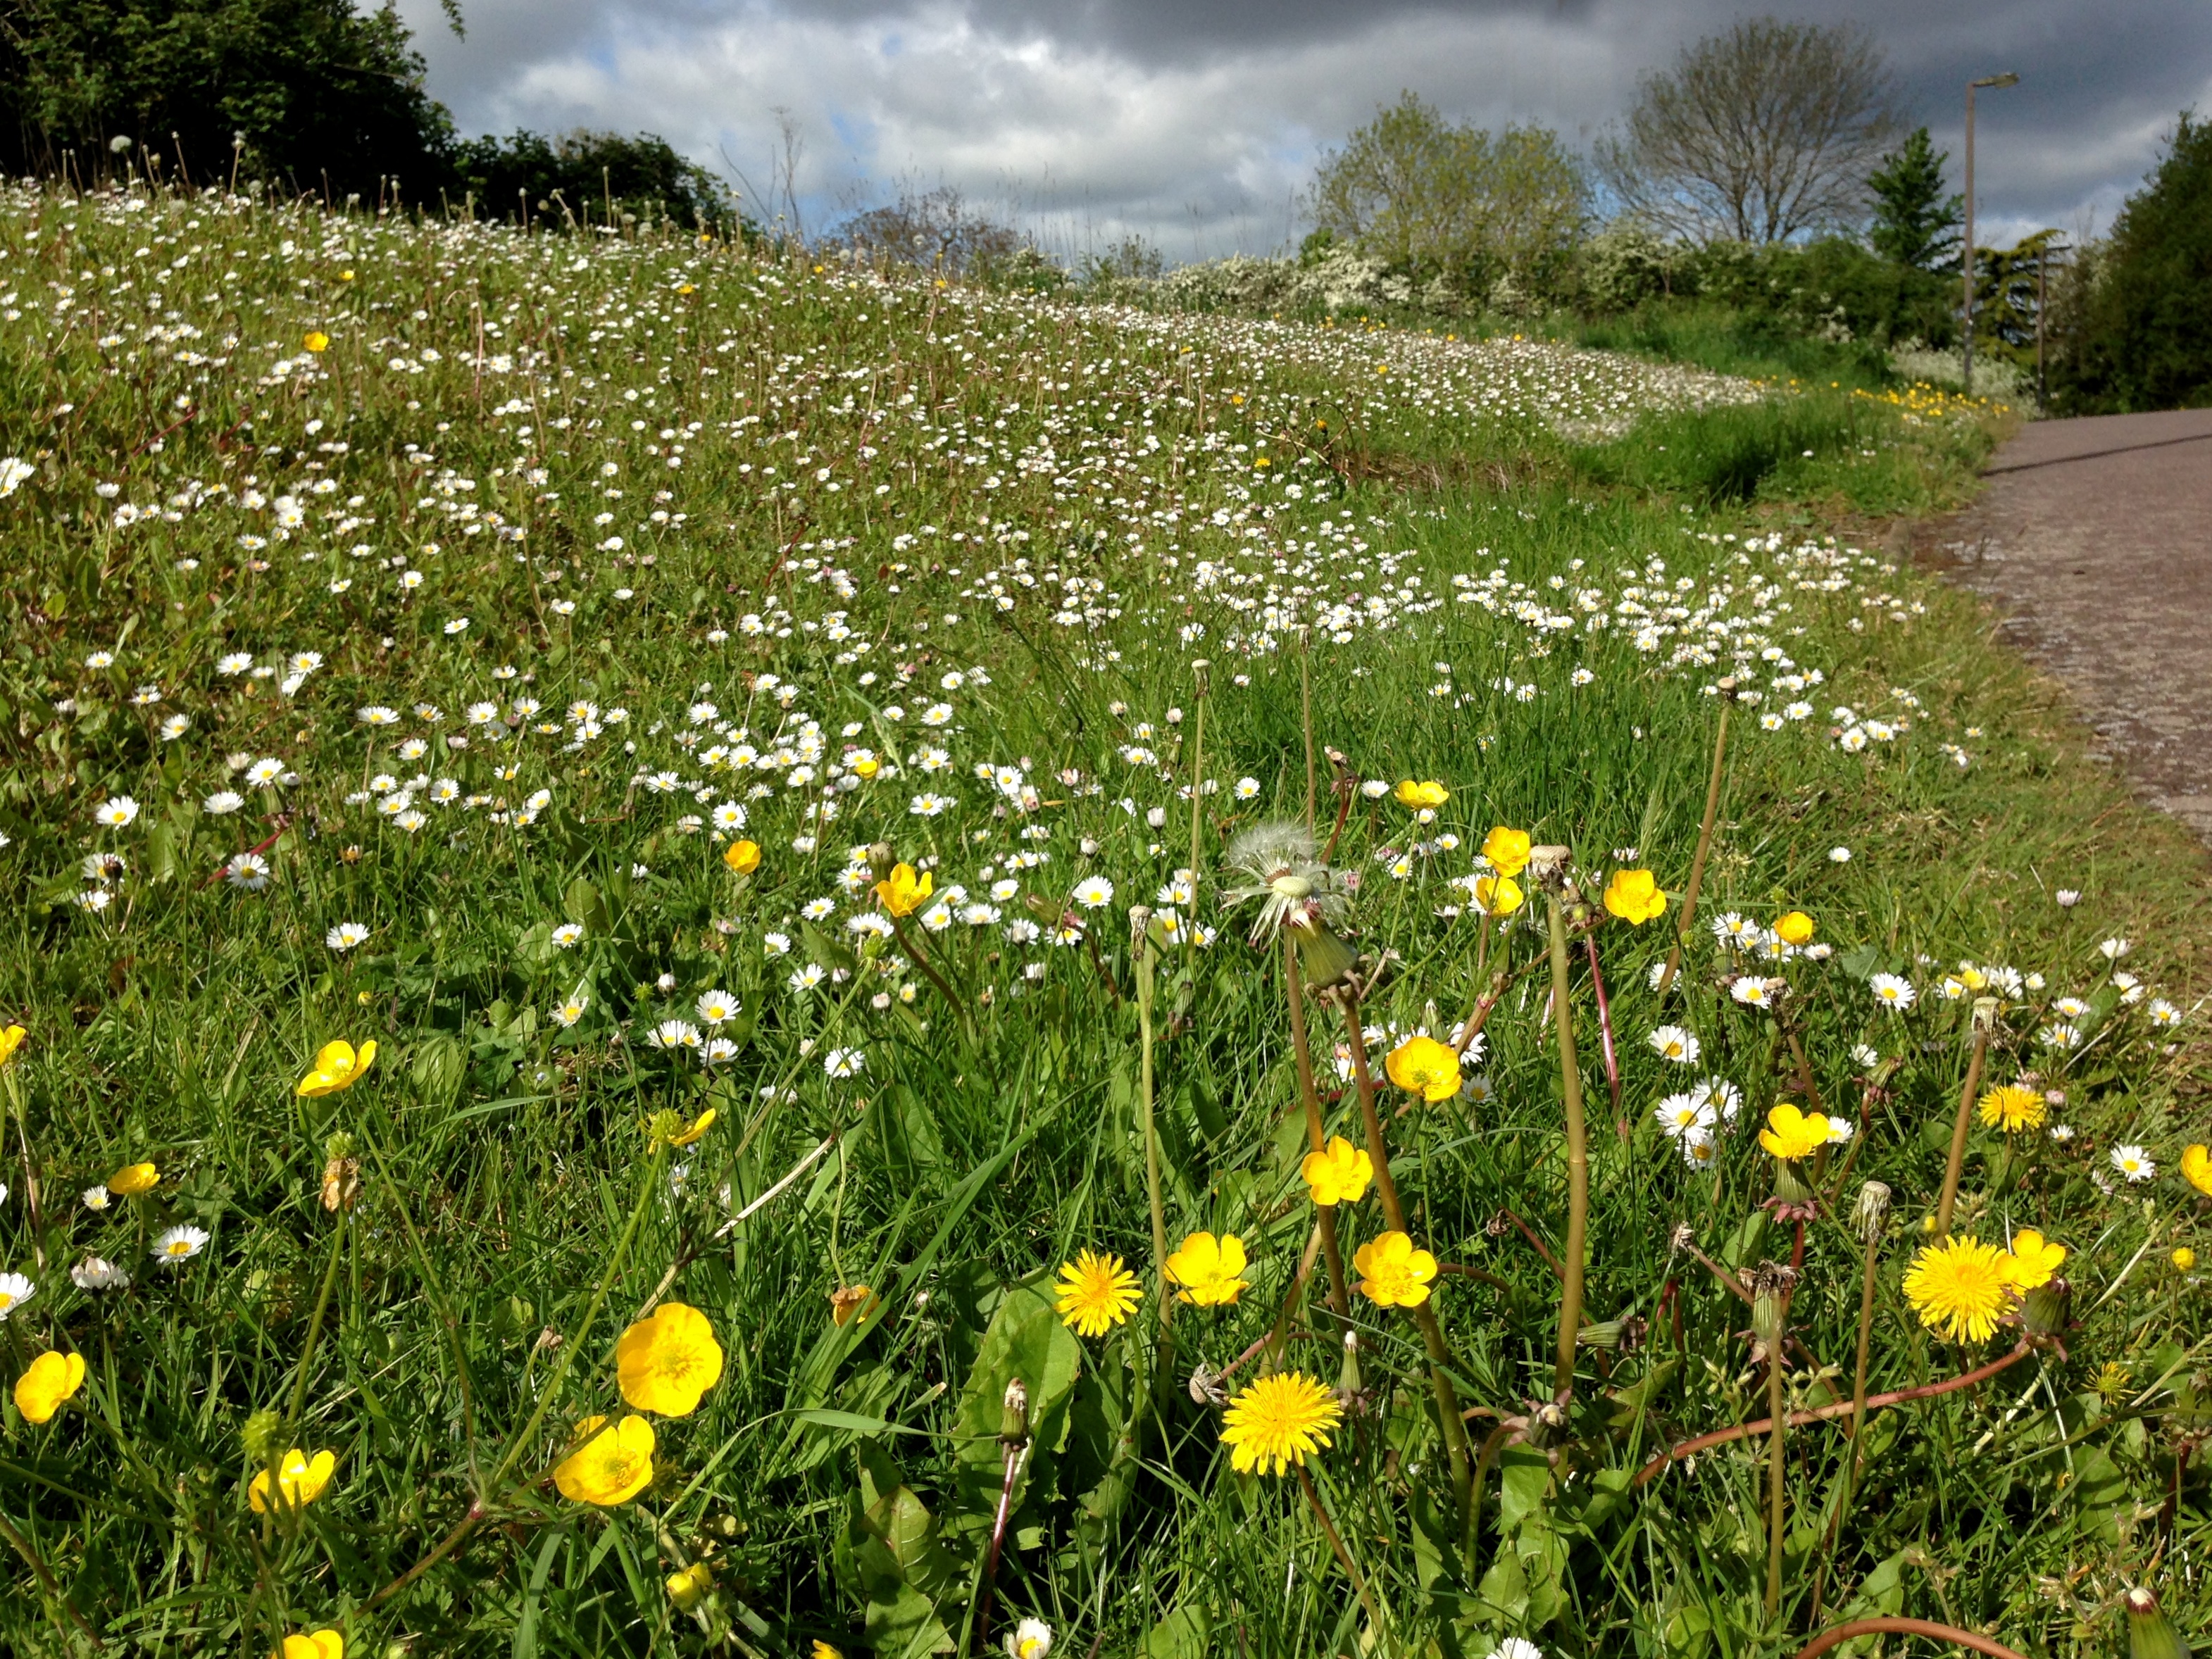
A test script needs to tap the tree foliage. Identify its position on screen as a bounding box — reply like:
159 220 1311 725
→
1867 127 1962 271
1308 92 1585 299
0 0 453 199
832 186 1024 277
451 130 733 230
2049 111 2212 413
1596 18 1902 244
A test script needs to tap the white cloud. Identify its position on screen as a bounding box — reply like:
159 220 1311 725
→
398 0 2212 258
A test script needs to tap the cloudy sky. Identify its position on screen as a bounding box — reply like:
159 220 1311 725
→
395 0 2212 260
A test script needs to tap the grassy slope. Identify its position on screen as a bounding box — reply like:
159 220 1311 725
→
0 187 2205 1657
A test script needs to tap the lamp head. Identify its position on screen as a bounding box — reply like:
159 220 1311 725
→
1972 73 2021 89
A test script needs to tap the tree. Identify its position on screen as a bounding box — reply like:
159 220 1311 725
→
0 0 454 199
2049 111 2212 412
451 130 733 230
1596 19 1903 244
832 187 1023 277
1308 92 1585 299
1867 127 1962 270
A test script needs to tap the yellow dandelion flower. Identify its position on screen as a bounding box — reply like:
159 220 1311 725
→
1164 1232 1249 1306
1902 1237 2015 1344
1219 1371 1342 1476
1353 1230 1437 1309
616 1303 725 1417
1977 1085 2046 1134
1054 1249 1139 1337
1300 1136 1373 1206
1603 869 1667 924
1383 1034 1460 1103
2003 1229 2067 1291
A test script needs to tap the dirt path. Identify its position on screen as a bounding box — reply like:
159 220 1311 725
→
1918 407 2212 837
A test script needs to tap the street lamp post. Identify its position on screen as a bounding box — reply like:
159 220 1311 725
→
1963 72 2020 395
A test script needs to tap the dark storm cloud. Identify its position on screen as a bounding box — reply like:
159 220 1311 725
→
394 0 2211 253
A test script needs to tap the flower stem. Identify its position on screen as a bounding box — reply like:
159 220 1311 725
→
1544 896 1589 1403
1135 934 1172 1349
1339 996 1473 1546
1766 1327 1788 1620
1658 693 1732 996
1583 932 1622 1125
889 915 977 1042
1848 1227 1881 1486
488 1141 666 1491
1296 1465 1384 1640
1284 937 1349 1317
1935 1020 1992 1241
1790 1617 2030 1659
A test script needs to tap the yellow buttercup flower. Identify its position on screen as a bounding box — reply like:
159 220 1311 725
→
1480 826 1531 879
873 863 932 918
554 1414 656 1505
1472 874 1524 917
1977 1085 2046 1134
296 1039 375 1097
1384 1034 1460 1103
722 838 761 875
1394 780 1448 810
2175 1247 2197 1272
278 1632 344 1659
1773 910 1816 946
1054 1250 1139 1337
1758 1102 1834 1162
302 331 330 353
811 1644 845 1659
0 1023 25 1069
2182 1144 2212 1198
249 1448 337 1512
1602 869 1666 925
14 1351 87 1424
2004 1229 2067 1291
1164 1232 1248 1306
1353 1230 1437 1308
1301 1136 1373 1206
666 1564 711 1610
648 1106 716 1148
107 1161 160 1196
616 1303 725 1417
1219 1371 1342 1475
1903 1237 2013 1344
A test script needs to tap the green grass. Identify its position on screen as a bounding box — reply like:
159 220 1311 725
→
0 181 2207 1659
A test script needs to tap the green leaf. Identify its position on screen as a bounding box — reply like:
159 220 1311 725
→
1140 1604 1212 1659
863 1583 954 1659
947 1281 1083 1536
1496 1444 1552 1532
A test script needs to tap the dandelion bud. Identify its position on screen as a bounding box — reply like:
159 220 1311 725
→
2021 1277 2070 1339
1187 1363 1226 1406
1970 996 2000 1033
1668 1222 1697 1254
1852 1181 1892 1243
999 1377 1030 1446
866 842 895 882
2125 1587 2190 1659
242 1407 284 1463
1126 904 1152 944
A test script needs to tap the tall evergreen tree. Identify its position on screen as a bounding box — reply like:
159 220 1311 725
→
1867 127 1963 270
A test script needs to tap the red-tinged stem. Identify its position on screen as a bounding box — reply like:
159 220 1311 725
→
973 1441 1027 1655
1633 1343 2033 1486
1658 697 1731 995
1794 1618 2029 1659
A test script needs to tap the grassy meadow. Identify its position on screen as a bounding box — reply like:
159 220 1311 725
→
1 182 2209 1659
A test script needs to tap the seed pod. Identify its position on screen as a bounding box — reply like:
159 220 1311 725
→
999 1377 1030 1446
2126 1587 2191 1659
